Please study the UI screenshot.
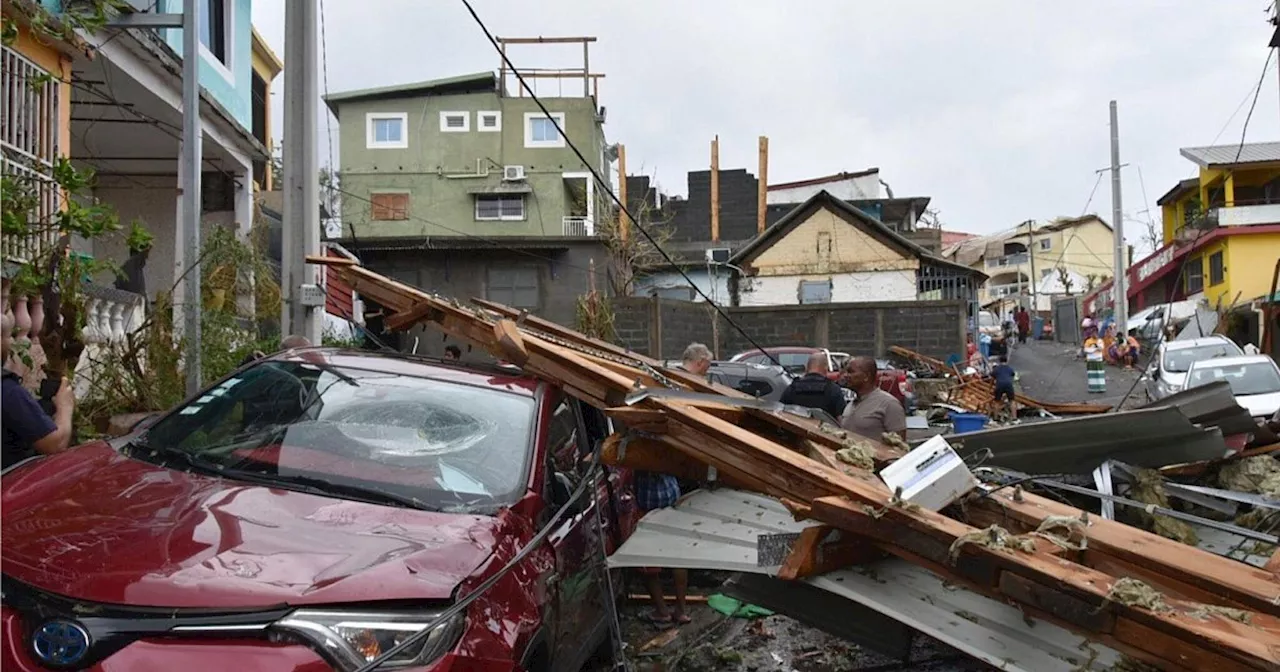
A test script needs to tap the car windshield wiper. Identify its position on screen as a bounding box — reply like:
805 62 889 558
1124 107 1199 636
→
129 435 228 477
224 469 433 511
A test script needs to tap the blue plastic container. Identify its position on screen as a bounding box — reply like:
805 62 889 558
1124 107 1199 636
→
950 412 989 434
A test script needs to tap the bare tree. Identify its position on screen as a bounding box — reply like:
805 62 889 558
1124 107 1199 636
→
1056 266 1075 296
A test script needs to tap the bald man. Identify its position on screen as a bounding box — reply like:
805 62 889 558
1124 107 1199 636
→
780 352 847 420
839 356 907 441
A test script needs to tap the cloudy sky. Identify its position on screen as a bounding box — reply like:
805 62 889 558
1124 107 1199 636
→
251 1 1279 251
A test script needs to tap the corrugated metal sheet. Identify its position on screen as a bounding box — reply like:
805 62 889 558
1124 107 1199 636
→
944 406 1227 474
1139 380 1257 437
608 489 1121 671
1180 142 1280 167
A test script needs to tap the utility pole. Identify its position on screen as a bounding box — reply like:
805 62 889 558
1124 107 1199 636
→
1025 220 1037 313
710 135 720 242
1109 101 1128 330
616 144 628 242
757 136 769 235
281 0 323 343
180 0 203 396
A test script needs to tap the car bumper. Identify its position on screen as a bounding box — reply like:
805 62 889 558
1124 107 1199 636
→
1 607 514 672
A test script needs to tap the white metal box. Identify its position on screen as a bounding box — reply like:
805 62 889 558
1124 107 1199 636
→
877 435 977 512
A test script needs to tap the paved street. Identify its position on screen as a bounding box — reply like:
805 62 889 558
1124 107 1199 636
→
1008 339 1148 410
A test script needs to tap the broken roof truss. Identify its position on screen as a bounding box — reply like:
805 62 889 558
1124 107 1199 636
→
311 256 1280 671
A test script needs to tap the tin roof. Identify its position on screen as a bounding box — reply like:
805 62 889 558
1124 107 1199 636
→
1180 142 1280 168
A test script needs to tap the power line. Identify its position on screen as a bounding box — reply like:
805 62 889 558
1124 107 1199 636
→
458 0 782 365
1234 47 1275 162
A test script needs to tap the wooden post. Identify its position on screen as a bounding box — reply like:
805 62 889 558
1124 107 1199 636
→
582 40 590 97
711 135 720 242
617 144 629 243
758 136 769 235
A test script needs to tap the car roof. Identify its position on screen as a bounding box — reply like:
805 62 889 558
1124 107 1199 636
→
736 346 824 355
1164 335 1237 351
266 347 540 396
1187 355 1279 369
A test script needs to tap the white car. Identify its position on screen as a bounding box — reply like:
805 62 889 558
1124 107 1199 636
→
1184 355 1280 420
1145 335 1243 401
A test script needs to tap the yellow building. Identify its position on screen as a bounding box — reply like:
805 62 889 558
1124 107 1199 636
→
1 2 88 262
250 29 283 191
1152 142 1280 311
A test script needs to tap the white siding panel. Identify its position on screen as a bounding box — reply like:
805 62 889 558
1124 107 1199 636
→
739 271 915 306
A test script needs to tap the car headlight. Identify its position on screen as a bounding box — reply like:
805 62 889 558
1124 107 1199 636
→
271 609 465 671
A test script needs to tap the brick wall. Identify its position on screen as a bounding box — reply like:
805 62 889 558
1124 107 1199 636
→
613 299 966 361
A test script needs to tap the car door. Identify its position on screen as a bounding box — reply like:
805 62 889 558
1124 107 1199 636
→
544 395 609 671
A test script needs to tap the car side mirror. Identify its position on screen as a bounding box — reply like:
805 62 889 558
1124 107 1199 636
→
550 472 587 516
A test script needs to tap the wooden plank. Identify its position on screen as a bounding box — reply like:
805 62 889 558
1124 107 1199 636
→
493 319 529 366
778 525 883 580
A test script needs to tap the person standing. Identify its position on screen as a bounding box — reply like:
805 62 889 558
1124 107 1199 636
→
679 342 713 378
634 470 690 626
1083 325 1107 394
780 352 847 421
1015 307 1031 344
991 355 1017 415
839 357 907 441
2 312 75 470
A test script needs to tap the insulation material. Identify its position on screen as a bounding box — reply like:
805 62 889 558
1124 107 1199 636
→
1128 468 1199 546
1104 578 1171 613
1217 456 1280 498
948 525 1035 563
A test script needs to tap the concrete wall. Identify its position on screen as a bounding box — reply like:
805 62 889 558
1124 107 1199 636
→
613 297 966 361
337 92 604 239
91 175 236 299
156 0 255 128
738 271 917 306
357 240 609 357
766 173 880 204
632 268 732 304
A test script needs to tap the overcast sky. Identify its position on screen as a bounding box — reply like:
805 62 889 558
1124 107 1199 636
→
251 1 1280 251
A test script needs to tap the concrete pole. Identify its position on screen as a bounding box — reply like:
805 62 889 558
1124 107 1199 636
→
1026 220 1037 312
1109 101 1128 330
281 0 322 343
181 0 203 396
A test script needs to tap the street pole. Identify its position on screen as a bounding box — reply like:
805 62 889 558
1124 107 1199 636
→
181 0 202 396
1026 219 1037 313
281 0 322 343
1109 100 1128 330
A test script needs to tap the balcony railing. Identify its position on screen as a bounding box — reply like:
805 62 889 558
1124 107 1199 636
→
1214 202 1280 227
985 252 1029 269
986 282 1025 298
2 44 63 263
562 216 595 236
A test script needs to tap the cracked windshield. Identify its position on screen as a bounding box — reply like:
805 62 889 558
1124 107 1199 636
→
139 361 535 512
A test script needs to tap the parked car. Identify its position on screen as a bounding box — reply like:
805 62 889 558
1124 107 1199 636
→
1145 335 1245 402
662 360 796 404
1 349 633 672
729 347 914 410
1184 354 1280 421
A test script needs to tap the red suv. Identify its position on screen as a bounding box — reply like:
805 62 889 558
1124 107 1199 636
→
1 349 634 672
729 347 915 411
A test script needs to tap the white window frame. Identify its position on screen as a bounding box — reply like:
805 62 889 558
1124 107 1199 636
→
196 0 235 83
478 111 502 132
439 111 470 133
474 194 526 221
366 112 408 149
1039 238 1052 251
524 112 566 148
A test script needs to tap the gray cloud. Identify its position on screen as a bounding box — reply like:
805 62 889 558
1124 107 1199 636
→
252 0 1280 246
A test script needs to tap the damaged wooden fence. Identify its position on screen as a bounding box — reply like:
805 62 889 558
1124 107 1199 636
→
312 256 1280 672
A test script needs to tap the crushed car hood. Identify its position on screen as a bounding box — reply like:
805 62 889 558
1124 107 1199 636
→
1 445 507 608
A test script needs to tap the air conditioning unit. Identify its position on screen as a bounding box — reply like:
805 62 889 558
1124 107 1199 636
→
503 165 526 181
705 248 731 263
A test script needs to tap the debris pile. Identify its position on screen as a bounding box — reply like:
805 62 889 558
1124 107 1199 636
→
312 257 1280 672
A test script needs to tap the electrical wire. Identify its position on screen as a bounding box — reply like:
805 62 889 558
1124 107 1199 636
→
1234 48 1275 163
457 0 784 369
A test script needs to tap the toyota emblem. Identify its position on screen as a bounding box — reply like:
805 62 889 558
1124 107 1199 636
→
31 619 90 668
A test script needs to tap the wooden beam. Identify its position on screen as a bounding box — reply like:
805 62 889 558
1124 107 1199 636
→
493 319 529 366
509 72 606 79
758 136 769 235
711 135 720 242
778 525 884 580
617 144 629 243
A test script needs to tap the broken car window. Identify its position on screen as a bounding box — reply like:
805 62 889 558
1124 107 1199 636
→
137 362 536 513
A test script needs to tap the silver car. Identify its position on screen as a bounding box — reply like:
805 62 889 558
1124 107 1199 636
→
1185 354 1280 421
1145 335 1244 402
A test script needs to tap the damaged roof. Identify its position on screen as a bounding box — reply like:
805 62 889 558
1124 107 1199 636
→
324 72 498 118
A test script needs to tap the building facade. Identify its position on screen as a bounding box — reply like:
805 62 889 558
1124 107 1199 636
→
326 72 610 240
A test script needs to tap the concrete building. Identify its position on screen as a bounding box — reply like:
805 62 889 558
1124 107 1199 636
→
943 215 1117 313
323 61 613 354
1084 142 1280 349
727 191 983 307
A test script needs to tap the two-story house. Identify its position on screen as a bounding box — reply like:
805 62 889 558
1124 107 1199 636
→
324 69 612 353
943 215 1117 314
3 0 273 384
1083 142 1280 350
